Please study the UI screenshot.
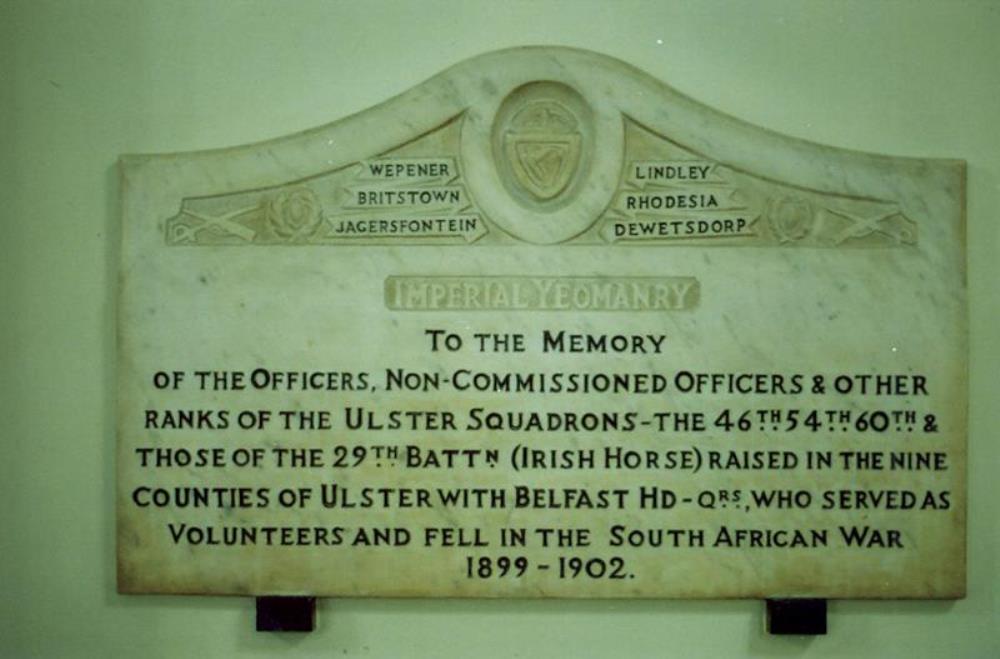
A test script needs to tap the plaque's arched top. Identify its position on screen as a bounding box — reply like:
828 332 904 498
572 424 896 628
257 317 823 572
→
122 47 963 251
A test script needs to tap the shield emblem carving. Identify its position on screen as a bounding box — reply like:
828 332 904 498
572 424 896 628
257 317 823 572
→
503 101 582 201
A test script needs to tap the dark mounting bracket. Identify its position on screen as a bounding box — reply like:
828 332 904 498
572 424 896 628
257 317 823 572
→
255 596 316 632
765 598 828 635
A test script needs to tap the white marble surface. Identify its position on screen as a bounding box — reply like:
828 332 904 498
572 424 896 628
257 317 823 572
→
118 47 965 598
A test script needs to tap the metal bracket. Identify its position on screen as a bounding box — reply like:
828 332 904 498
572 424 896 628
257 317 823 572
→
255 596 316 632
765 598 827 635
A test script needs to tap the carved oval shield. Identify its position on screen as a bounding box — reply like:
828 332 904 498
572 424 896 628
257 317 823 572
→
490 82 596 221
503 101 582 201
462 74 623 244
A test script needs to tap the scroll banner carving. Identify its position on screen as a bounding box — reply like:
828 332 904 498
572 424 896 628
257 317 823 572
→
120 47 966 600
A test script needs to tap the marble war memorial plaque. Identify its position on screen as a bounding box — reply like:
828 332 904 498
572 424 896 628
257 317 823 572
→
118 48 966 598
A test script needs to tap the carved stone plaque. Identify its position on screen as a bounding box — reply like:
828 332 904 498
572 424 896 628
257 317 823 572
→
118 48 966 598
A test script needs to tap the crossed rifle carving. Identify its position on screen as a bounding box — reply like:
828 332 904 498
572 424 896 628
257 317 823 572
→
828 208 910 245
170 206 258 244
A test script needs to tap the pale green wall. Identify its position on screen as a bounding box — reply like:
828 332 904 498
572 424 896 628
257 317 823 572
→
2 1 997 657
